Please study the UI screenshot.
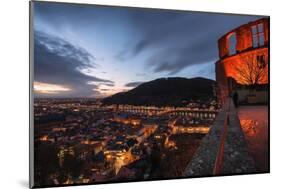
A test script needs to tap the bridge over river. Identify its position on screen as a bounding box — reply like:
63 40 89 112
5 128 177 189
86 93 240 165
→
116 106 218 119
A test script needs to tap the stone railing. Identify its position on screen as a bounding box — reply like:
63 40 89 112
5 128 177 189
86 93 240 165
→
183 98 256 177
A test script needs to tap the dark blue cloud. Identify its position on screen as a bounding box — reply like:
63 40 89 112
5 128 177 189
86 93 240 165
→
34 31 114 97
33 1 266 97
119 12 264 74
125 82 143 88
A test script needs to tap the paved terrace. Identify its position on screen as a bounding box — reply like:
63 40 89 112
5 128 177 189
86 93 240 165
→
183 99 256 177
238 106 269 172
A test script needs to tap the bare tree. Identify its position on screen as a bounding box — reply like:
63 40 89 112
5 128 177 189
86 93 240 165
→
234 53 268 85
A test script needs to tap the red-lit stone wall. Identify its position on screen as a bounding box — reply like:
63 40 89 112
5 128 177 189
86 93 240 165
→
221 48 268 84
215 18 269 102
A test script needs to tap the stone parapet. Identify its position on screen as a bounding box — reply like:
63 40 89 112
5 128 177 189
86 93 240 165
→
183 99 255 177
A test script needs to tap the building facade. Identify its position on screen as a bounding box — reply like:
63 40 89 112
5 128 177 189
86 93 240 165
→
215 18 269 103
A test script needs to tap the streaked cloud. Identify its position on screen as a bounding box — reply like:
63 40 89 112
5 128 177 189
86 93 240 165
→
33 1 265 97
34 31 114 97
34 81 71 94
125 82 143 88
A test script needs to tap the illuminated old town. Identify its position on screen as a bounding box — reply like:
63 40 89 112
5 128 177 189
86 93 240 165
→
32 1 269 187
34 97 219 184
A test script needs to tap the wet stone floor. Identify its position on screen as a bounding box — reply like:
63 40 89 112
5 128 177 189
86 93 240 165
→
238 106 269 172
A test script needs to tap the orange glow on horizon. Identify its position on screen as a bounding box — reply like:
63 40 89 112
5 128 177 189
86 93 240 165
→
94 85 128 97
34 81 71 94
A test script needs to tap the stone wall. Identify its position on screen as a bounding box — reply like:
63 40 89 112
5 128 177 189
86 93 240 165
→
183 99 256 177
218 18 269 59
215 18 269 103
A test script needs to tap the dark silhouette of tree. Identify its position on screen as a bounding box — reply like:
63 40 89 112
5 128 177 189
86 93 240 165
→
34 143 60 185
234 53 268 86
149 142 161 177
62 154 83 180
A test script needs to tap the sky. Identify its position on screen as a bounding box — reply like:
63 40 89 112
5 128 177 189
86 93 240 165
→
33 1 264 98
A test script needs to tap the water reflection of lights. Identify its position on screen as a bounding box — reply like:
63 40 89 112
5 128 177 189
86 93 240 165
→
240 119 258 137
238 106 269 172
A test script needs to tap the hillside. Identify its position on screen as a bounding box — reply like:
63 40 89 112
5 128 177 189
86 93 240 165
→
102 77 215 106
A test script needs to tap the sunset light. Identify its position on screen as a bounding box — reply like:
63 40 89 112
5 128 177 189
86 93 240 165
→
31 1 269 187
34 81 71 94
